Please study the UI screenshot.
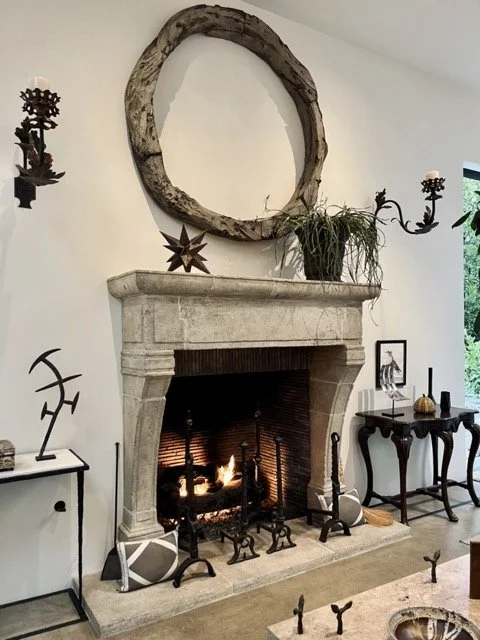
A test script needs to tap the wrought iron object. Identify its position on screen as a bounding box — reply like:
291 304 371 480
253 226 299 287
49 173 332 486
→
424 549 441 583
161 225 210 274
307 432 351 542
220 441 259 565
172 411 216 587
28 348 81 461
101 442 121 581
373 175 445 235
14 86 65 209
293 594 305 635
331 600 352 635
252 405 263 511
247 405 270 529
259 436 296 554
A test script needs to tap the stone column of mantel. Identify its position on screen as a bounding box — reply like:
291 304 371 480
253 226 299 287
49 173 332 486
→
119 349 175 541
308 344 365 505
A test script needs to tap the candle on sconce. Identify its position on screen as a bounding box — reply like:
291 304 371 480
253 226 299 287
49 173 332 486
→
424 170 440 181
28 76 50 91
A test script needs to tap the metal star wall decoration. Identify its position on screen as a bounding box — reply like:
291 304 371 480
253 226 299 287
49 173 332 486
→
161 225 210 274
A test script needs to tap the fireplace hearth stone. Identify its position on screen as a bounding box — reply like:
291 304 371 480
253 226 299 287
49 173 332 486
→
80 521 409 637
107 271 379 542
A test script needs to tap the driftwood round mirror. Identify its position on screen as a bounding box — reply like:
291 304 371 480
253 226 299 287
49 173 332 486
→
125 4 328 241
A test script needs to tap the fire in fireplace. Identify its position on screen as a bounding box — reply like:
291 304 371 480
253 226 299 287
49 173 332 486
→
156 365 310 530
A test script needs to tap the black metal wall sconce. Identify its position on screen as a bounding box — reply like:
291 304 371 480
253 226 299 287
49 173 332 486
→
374 171 445 235
14 77 65 209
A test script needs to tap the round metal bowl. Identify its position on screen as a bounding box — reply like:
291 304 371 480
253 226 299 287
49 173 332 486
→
387 606 480 639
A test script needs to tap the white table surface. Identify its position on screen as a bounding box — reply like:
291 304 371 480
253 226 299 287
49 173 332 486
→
0 449 86 482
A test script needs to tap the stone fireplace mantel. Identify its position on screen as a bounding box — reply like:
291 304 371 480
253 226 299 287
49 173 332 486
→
107 270 379 541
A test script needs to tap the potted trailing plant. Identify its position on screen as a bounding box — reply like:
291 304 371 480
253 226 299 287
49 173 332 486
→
278 198 384 287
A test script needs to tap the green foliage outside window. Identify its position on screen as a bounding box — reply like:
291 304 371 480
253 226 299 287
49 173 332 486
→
463 177 480 395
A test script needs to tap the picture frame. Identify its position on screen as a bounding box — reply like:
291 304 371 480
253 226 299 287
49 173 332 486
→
375 340 407 389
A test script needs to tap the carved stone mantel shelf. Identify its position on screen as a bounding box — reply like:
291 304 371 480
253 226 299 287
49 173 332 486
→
107 270 379 541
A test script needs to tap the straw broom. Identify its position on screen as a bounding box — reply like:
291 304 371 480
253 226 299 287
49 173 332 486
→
339 461 394 527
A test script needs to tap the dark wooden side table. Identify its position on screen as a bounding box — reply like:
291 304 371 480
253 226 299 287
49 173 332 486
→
356 406 480 525
0 448 89 639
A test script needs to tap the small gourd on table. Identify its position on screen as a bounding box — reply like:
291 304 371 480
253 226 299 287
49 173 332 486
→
414 394 436 414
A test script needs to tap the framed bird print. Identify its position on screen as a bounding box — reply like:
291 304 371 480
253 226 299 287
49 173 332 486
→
375 340 407 389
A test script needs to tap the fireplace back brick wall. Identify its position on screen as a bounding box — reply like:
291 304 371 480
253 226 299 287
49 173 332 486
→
158 350 310 518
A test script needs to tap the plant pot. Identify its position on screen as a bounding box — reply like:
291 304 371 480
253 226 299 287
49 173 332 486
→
296 227 349 281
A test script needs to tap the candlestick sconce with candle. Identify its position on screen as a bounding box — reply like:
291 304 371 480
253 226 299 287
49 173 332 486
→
373 171 445 235
14 77 65 209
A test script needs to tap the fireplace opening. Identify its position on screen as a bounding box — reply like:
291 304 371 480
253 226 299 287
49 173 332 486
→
156 367 310 534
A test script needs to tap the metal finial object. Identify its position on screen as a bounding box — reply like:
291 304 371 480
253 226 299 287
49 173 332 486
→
293 594 305 634
331 601 353 635
424 549 441 583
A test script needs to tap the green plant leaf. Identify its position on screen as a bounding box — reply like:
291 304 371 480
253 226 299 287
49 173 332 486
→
452 212 471 228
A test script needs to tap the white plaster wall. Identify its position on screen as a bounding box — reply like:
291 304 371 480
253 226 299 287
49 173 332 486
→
0 0 478 602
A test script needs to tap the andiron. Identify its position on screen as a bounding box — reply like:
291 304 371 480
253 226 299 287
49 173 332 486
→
258 436 296 554
220 441 260 565
172 411 216 588
307 432 351 542
247 405 270 528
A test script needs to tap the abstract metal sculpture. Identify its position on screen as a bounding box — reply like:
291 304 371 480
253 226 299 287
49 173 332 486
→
379 351 408 417
331 601 353 635
424 549 441 584
14 79 65 209
28 348 81 461
161 225 210 274
293 594 305 634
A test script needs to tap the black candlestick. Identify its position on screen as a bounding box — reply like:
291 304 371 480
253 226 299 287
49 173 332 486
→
428 367 436 404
